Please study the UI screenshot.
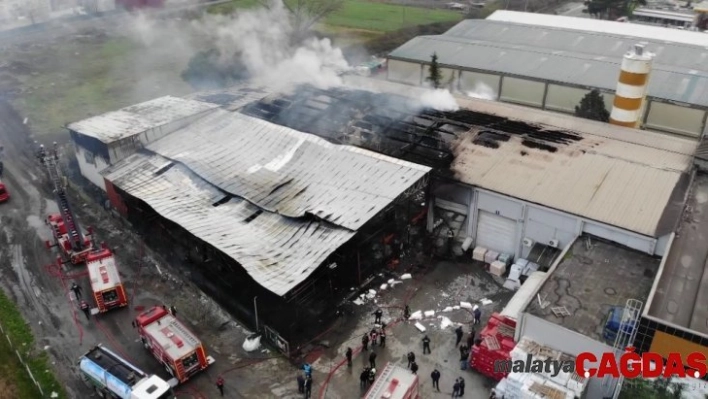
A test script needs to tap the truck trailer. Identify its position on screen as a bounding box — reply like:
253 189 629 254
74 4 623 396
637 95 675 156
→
364 362 420 399
79 344 175 399
86 246 128 313
135 306 214 384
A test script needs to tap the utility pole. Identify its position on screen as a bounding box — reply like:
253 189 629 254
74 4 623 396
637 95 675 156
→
253 296 259 332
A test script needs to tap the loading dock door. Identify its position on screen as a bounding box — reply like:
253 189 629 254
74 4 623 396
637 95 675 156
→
476 210 517 255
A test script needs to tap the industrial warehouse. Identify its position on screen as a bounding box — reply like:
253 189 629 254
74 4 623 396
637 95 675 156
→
55 15 708 398
387 10 708 138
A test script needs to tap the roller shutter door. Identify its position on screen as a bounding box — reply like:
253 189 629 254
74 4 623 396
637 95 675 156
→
476 210 517 255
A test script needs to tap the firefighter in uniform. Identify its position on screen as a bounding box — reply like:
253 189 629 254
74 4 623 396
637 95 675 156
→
79 300 90 320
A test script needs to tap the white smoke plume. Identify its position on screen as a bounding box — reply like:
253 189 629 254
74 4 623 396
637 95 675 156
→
419 89 460 112
125 1 349 92
466 82 497 101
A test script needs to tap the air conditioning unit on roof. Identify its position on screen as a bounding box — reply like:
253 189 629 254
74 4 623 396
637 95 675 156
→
549 239 559 248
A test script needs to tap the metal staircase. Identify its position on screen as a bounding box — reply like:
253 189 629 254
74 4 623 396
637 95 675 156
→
95 292 105 312
602 299 643 399
37 143 85 251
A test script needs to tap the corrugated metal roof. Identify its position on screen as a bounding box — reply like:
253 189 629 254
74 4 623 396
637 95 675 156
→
388 35 708 107
444 19 708 72
145 110 431 231
185 84 274 111
487 10 708 47
103 152 357 296
452 123 692 236
67 96 219 144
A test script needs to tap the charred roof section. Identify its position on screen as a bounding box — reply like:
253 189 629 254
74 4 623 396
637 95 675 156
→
239 86 583 167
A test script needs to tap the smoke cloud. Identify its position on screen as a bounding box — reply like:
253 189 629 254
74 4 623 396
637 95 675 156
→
124 1 349 93
466 82 497 101
419 89 460 112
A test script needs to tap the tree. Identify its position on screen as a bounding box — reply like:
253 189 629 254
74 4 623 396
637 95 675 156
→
427 53 442 89
256 0 345 41
574 89 610 122
585 0 646 20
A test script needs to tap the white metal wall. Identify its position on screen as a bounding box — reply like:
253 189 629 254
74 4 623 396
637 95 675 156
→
645 101 705 138
459 71 500 98
582 222 655 254
520 313 615 399
500 77 545 107
476 210 518 255
544 85 614 114
387 60 422 86
523 207 577 257
74 146 109 191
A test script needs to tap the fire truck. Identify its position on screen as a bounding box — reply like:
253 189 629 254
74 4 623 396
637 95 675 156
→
79 344 176 399
0 179 8 203
135 306 214 384
37 142 94 264
86 245 129 313
364 363 420 399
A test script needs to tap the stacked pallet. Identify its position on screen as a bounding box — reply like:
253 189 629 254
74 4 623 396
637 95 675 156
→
470 313 517 380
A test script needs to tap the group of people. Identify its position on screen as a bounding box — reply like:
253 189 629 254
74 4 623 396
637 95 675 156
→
359 365 377 388
297 363 314 398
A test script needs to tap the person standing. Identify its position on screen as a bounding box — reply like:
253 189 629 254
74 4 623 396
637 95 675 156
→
362 333 370 351
368 367 376 385
407 352 416 368
169 305 177 317
403 304 411 321
360 368 369 388
460 346 469 370
458 377 466 396
373 308 383 324
422 335 431 354
345 347 353 367
297 374 305 394
410 361 419 374
431 369 441 392
369 351 377 369
452 379 461 397
304 375 313 399
216 376 224 396
379 330 386 347
473 305 481 325
70 282 82 300
79 300 90 320
466 330 475 349
370 329 378 346
455 326 464 346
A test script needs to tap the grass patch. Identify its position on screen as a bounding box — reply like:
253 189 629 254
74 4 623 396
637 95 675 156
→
6 35 192 141
0 290 66 398
208 0 463 32
324 1 463 32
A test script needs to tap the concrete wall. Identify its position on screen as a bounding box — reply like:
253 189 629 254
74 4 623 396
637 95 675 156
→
74 145 109 191
520 313 617 399
645 101 705 138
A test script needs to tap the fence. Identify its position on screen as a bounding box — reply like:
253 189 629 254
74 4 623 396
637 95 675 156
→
0 320 44 397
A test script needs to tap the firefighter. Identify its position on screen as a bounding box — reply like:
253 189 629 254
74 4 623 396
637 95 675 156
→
216 376 224 396
370 328 378 346
431 369 441 391
458 377 466 396
410 361 419 375
373 308 383 324
379 329 386 347
473 305 481 325
455 326 464 346
360 368 369 388
369 351 377 369
467 329 475 349
79 300 90 320
422 335 431 354
70 282 82 300
345 347 353 367
368 367 376 384
304 375 313 398
297 374 305 393
362 333 369 351
407 352 415 368
403 304 411 320
169 305 177 317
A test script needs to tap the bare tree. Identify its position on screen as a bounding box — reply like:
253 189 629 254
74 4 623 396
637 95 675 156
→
257 0 345 39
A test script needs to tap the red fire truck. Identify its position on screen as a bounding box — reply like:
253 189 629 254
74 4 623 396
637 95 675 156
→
135 306 214 384
364 363 420 399
38 143 94 265
0 179 8 203
86 246 128 313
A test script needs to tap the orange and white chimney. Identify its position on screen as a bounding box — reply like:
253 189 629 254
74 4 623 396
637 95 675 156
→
609 44 654 129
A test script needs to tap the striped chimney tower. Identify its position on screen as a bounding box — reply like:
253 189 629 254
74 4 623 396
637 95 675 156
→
609 44 654 129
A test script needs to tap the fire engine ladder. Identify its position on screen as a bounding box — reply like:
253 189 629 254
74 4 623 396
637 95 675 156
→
41 144 85 251
602 298 643 399
366 365 396 397
94 291 105 312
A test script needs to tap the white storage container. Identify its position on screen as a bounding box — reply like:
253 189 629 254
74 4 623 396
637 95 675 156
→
490 260 506 276
509 264 523 281
515 258 529 268
472 246 488 262
485 250 500 264
498 253 514 266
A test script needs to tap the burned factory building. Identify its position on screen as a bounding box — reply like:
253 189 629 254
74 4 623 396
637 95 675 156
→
100 108 431 355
